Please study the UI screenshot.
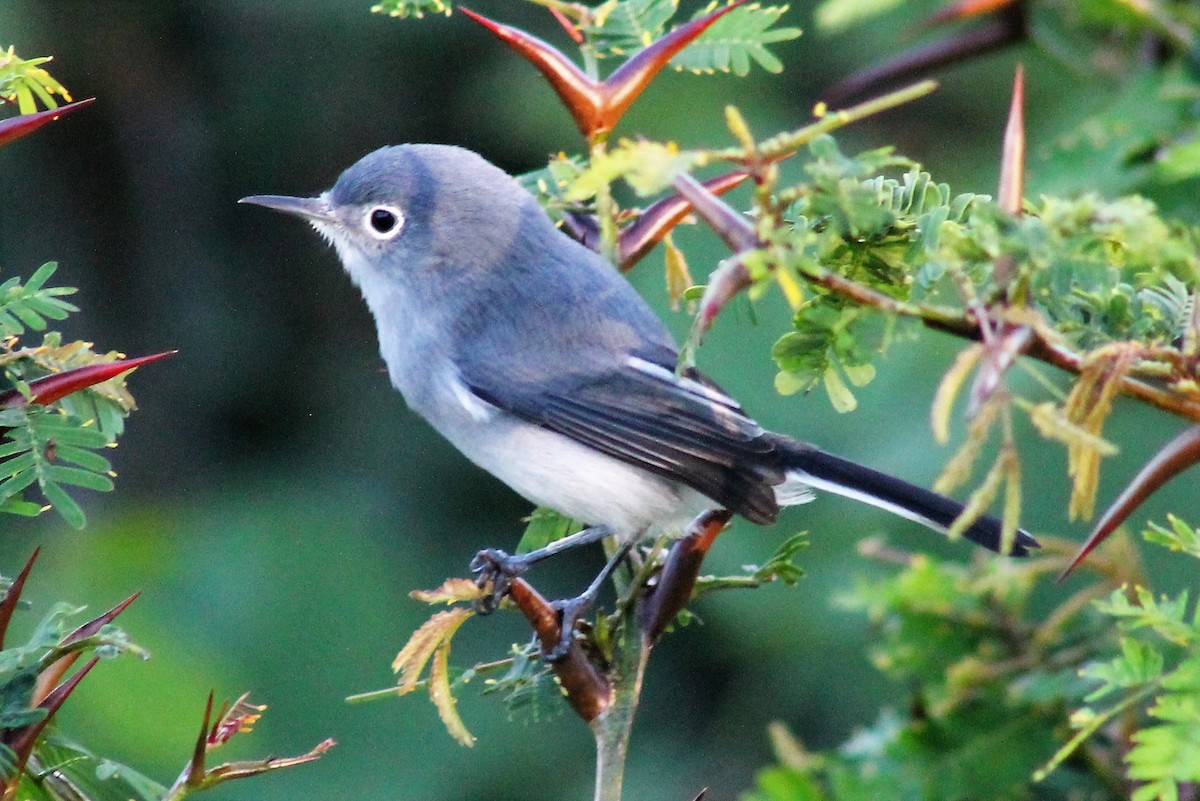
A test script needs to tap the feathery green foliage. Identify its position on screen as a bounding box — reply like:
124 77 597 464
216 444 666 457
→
583 0 681 57
1046 519 1200 800
0 405 114 530
0 264 145 528
670 3 800 75
585 0 802 75
0 579 153 801
0 46 71 113
0 263 78 338
743 522 1200 801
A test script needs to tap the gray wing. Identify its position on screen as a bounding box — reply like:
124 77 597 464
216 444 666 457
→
463 346 785 525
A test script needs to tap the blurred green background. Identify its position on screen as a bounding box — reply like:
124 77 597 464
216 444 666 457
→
0 1 1193 799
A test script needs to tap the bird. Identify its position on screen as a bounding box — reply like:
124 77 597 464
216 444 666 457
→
241 143 1036 601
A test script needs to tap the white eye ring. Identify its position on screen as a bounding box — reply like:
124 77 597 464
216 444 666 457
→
364 205 404 239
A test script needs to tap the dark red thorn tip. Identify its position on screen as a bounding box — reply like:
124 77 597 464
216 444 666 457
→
1059 425 1200 580
1 350 175 409
0 548 41 651
0 97 96 148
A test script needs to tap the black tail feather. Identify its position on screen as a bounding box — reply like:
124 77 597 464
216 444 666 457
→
770 436 1038 556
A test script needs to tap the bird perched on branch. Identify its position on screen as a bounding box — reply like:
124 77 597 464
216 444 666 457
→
242 144 1036 620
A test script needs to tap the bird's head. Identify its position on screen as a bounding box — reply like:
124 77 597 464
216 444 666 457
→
241 144 543 296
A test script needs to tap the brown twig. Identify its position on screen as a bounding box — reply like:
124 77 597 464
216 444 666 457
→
507 578 612 721
640 510 731 645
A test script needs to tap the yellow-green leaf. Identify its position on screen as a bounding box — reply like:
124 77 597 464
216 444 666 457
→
934 397 998 495
931 343 983 445
946 455 1005 541
429 641 475 747
823 365 857 413
841 362 876 388
663 232 694 311
774 370 810 396
410 578 487 605
565 139 696 201
1028 402 1119 457
392 608 473 694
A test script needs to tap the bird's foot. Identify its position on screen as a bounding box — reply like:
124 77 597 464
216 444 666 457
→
543 594 595 662
468 525 615 615
542 539 636 662
470 548 531 614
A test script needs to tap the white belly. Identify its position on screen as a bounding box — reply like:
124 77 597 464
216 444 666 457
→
447 412 705 539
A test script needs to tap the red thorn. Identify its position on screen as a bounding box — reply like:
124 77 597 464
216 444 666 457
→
641 509 731 645
698 257 752 335
6 658 101 781
601 1 744 135
187 692 216 786
32 652 80 708
998 64 1025 216
966 323 1032 418
671 173 757 253
33 590 140 705
0 350 176 409
671 172 758 336
464 2 743 139
64 591 142 646
0 548 40 650
1060 425 1200 580
0 98 96 149
619 171 750 271
822 9 1025 106
460 7 602 136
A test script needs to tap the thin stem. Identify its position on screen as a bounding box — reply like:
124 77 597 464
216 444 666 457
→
593 152 621 263
581 43 601 83
590 630 651 801
709 80 939 163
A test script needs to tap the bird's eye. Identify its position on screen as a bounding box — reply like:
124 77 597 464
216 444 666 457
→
365 205 404 239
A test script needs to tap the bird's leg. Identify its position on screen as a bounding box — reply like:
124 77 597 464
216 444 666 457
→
470 524 613 613
546 539 636 662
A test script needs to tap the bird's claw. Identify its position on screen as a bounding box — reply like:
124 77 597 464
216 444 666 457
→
470 547 528 614
543 595 593 662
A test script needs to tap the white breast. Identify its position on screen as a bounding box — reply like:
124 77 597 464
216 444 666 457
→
423 368 705 539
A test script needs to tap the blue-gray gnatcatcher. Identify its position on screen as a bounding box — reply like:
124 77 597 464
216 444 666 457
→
241 144 1037 568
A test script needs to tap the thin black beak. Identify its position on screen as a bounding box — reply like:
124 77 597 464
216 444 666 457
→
238 194 336 223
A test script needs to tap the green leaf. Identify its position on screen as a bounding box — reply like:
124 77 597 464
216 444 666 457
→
369 0 450 18
1143 515 1200 560
0 387 126 525
670 5 801 76
0 263 79 338
1155 134 1200 183
45 464 114 492
34 732 167 801
516 507 584 555
0 496 42 517
48 444 111 473
584 0 680 58
1032 68 1199 199
517 154 588 224
742 765 825 801
751 531 808 584
41 479 87 528
821 365 857 413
